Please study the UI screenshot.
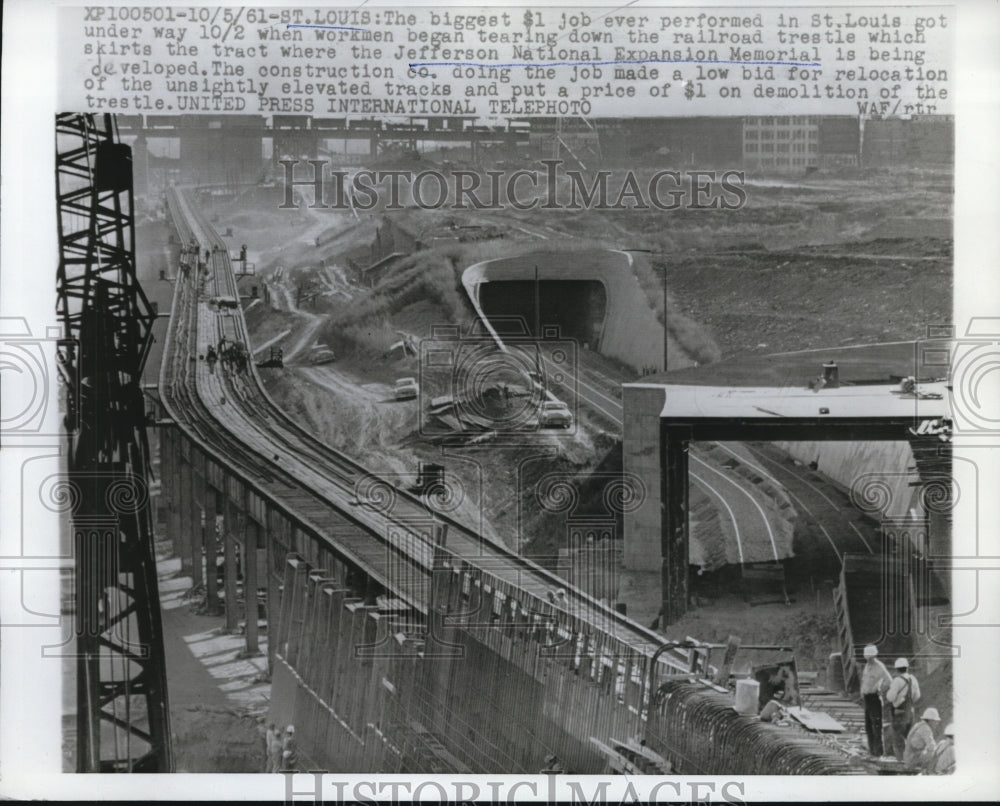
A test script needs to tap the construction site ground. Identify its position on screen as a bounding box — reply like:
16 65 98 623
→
149 535 271 773
62 529 273 773
126 164 952 769
206 164 951 677
61 532 271 773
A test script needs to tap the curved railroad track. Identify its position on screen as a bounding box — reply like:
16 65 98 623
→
161 187 690 670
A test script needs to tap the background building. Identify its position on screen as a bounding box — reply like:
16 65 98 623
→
862 115 955 167
818 116 862 168
742 115 820 172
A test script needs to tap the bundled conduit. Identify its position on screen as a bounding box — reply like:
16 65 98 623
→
646 680 865 775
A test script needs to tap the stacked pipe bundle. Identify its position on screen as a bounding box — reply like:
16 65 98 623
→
647 679 865 775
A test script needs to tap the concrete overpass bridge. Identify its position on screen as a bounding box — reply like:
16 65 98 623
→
155 188 869 774
461 249 666 373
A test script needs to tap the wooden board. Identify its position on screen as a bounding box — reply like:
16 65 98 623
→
786 706 846 732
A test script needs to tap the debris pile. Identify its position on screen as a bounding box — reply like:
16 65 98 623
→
425 381 540 434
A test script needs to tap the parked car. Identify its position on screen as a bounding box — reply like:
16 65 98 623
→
210 295 239 309
308 344 337 365
538 400 573 429
394 377 419 400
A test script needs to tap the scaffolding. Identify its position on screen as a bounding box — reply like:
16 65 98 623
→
55 113 172 772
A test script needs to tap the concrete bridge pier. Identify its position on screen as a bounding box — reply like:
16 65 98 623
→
158 436 279 657
223 489 240 633
177 441 195 578
661 427 691 626
150 429 163 530
203 483 222 615
265 510 291 676
164 430 182 574
188 453 205 590
244 508 261 656
262 510 276 674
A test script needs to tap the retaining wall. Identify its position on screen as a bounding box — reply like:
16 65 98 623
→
775 440 919 519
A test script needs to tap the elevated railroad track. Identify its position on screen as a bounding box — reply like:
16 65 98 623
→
161 186 693 664
155 187 871 774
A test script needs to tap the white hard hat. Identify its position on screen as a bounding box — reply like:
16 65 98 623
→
921 707 941 721
863 645 878 658
894 658 909 669
285 724 295 734
944 723 954 736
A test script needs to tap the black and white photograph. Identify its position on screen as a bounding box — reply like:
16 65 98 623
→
1 1 998 801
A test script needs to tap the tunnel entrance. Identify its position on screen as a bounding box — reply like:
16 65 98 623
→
478 280 607 347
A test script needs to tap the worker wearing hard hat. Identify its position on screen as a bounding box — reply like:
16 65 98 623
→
932 722 955 775
859 644 892 757
540 753 566 774
264 722 282 773
280 724 298 771
885 658 922 761
758 684 789 724
904 707 941 772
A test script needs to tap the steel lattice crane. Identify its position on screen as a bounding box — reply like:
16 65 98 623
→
55 113 172 772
